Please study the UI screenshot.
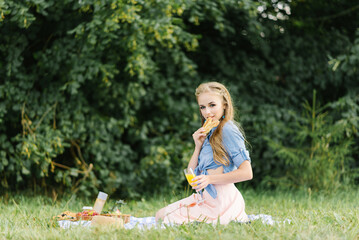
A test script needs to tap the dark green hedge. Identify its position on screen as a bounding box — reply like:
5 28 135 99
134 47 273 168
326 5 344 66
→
0 0 358 198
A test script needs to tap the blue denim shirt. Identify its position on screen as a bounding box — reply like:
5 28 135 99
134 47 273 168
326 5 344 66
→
194 120 251 199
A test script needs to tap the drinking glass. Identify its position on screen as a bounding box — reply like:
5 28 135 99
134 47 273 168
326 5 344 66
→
183 168 205 204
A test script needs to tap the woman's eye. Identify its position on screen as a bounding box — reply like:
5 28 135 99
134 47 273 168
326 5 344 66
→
210 104 216 107
200 106 205 110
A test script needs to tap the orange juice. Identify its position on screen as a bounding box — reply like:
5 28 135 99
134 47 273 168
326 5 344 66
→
185 174 196 185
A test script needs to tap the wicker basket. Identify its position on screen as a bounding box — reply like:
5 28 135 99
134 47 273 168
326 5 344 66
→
100 214 131 223
75 213 131 223
76 215 94 221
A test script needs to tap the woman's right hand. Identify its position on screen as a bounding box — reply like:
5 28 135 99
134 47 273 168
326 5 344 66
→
192 127 207 149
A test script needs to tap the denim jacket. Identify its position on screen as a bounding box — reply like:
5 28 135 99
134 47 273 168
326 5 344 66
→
194 120 251 199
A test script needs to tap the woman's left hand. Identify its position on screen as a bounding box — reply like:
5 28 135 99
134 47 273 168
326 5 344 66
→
192 175 211 192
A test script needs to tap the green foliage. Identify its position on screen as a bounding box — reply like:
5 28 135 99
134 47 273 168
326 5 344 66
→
0 0 261 197
0 0 358 197
329 28 359 77
267 91 357 192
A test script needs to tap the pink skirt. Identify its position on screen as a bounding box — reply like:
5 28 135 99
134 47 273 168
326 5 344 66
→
161 183 249 225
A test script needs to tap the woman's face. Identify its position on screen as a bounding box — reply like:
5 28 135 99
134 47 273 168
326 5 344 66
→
197 91 226 122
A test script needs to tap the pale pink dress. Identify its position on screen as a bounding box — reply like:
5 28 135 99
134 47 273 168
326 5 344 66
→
161 183 249 225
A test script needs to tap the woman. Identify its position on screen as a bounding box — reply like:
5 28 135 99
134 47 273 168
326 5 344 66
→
155 82 253 225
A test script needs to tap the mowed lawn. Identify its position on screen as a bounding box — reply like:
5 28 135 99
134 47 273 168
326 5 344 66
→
1 188 358 240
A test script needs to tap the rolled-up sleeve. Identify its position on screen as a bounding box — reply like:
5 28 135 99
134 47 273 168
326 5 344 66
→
222 122 251 168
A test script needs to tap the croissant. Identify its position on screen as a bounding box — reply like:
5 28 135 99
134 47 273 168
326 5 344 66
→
202 118 220 135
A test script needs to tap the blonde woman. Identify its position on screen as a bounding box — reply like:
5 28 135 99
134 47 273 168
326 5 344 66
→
155 82 253 224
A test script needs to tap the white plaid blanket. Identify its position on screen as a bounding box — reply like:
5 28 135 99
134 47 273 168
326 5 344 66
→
58 214 290 230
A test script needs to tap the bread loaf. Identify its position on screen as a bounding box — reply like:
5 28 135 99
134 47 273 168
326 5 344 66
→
91 215 124 228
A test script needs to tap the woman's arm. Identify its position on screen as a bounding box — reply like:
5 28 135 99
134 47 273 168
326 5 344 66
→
187 147 201 171
193 160 253 191
187 127 206 170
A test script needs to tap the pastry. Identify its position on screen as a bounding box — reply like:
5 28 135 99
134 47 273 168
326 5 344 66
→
202 118 220 135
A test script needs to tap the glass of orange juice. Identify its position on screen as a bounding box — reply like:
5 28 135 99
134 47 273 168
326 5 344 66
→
183 168 205 204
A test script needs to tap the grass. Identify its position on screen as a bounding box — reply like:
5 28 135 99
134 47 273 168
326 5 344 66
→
1 188 359 240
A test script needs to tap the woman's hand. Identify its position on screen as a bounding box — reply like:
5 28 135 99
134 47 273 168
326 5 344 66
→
192 174 211 192
192 127 207 149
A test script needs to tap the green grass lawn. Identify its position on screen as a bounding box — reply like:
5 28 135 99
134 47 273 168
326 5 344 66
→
1 188 358 240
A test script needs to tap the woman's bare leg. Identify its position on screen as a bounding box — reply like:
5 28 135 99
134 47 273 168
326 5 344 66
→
155 207 166 222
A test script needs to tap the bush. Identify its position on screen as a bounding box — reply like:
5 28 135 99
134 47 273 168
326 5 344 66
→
266 91 358 192
0 0 260 197
0 0 358 197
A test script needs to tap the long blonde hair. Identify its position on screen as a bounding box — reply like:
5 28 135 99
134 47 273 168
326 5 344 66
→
195 82 245 166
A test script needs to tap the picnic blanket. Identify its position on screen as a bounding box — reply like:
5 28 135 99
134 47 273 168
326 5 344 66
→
58 214 291 230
